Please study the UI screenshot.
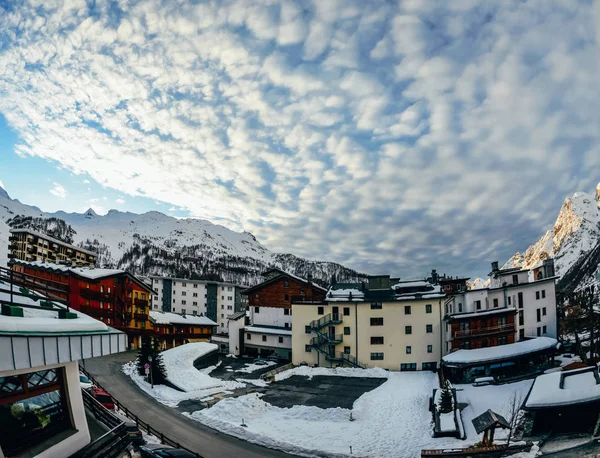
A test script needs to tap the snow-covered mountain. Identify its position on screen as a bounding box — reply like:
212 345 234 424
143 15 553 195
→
502 183 600 293
0 187 366 286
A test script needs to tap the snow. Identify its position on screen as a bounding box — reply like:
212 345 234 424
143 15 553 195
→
469 278 490 290
236 361 277 373
10 260 127 280
0 282 108 333
274 365 390 382
450 307 516 319
245 326 292 336
327 288 365 302
442 337 558 365
161 343 223 391
439 412 455 432
150 310 217 326
391 280 430 289
187 370 532 458
525 367 600 408
9 228 96 255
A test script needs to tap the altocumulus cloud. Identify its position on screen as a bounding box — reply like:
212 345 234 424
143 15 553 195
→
0 0 599 277
49 182 67 199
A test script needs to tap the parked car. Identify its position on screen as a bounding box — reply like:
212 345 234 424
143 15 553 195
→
253 357 268 366
91 387 115 410
267 355 279 362
124 421 145 447
139 443 197 457
79 373 93 390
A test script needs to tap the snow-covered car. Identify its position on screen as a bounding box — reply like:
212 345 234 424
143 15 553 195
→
253 358 268 366
139 444 196 457
267 355 279 362
79 373 94 390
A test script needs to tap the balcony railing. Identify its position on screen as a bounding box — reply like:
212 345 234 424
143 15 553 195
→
453 323 514 339
80 306 114 319
133 312 148 321
80 288 113 302
134 298 148 307
310 313 343 330
310 333 343 346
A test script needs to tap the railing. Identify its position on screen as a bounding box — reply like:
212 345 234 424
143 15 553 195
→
134 298 148 307
261 362 295 381
453 323 514 339
78 366 204 458
310 333 343 346
80 306 114 319
133 313 148 320
310 313 342 330
80 288 113 302
0 265 70 305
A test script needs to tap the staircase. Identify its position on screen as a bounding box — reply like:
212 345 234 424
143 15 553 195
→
307 313 366 368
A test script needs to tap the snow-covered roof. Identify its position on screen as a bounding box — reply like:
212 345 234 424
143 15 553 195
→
525 367 600 409
244 268 327 293
245 326 292 336
9 228 96 256
442 337 558 365
391 280 429 289
149 311 217 326
149 275 246 288
448 307 516 320
327 287 365 302
0 281 109 334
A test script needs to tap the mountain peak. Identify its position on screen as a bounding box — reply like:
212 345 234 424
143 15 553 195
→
0 185 10 200
84 208 98 218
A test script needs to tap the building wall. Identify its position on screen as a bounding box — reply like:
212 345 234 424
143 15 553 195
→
292 299 443 370
9 231 96 266
250 306 293 328
228 318 245 356
514 281 557 339
245 331 292 359
449 312 516 350
0 361 90 458
247 277 325 309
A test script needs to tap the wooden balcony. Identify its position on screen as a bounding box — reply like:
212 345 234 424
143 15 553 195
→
80 288 113 302
133 312 148 321
80 305 114 319
454 323 514 339
134 298 148 307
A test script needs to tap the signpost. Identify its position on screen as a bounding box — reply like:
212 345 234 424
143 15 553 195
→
145 360 154 389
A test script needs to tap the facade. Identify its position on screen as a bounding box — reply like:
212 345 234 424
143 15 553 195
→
292 276 445 371
149 311 216 350
443 260 558 355
149 276 246 334
0 270 127 458
8 229 96 266
241 268 327 360
10 260 154 349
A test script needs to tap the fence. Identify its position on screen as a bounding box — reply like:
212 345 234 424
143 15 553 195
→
261 362 295 381
79 365 204 458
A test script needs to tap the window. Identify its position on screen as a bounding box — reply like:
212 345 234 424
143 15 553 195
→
427 345 433 353
284 280 289 287
371 336 384 345
426 304 432 313
370 352 384 361
343 307 350 316
507 296 511 306
512 274 519 284
305 325 311 334
537 327 541 337
247 333 251 340
519 329 525 339
193 293 198 297
499 336 507 345
426 324 433 333
458 302 463 312
284 308 290 315
542 307 547 316
262 335 267 342
284 322 290 329
182 300 186 305
193 311 197 316
193 284 198 288
305 345 312 352
536 309 541 322
518 292 524 308
284 294 289 301
400 363 417 371
371 302 382 310
173 290 176 295
278 336 284 343
481 339 488 348
542 290 546 299
422 362 437 370
370 318 384 326
255 293 259 298
344 346 351 354
193 301 197 306
221 305 224 309
543 325 547 334
519 310 524 326
493 298 499 308
182 291 186 296
182 308 186 314
344 327 351 335
317 306 324 315
182 282 187 287
475 300 481 310
406 346 412 354
499 316 507 326
536 291 540 300
405 325 412 334
221 296 224 300
404 305 411 315
221 314 224 318
255 306 260 313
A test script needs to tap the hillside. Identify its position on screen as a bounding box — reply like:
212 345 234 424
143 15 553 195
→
502 183 600 293
0 187 366 286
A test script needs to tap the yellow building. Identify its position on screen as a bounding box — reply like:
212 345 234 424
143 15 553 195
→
9 228 96 266
292 276 445 371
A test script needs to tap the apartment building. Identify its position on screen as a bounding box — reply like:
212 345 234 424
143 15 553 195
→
443 260 557 354
149 310 217 350
292 275 445 371
10 260 154 348
241 268 327 360
8 228 96 266
149 276 246 334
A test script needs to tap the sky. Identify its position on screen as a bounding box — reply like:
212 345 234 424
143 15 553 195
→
0 0 598 278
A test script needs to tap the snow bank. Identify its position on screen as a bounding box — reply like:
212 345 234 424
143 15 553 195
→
161 343 223 391
236 361 276 374
442 337 557 364
275 365 390 382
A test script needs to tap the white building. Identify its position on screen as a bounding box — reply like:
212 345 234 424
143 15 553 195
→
149 276 246 334
0 273 127 458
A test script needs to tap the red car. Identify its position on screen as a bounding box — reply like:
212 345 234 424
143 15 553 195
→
91 387 115 410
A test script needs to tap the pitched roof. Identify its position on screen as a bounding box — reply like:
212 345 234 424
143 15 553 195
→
228 310 246 320
471 409 510 434
442 337 558 365
9 228 97 256
149 311 217 326
242 269 327 294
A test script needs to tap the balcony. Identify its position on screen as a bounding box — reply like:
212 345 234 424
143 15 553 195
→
133 312 148 321
80 288 113 302
134 298 148 307
454 323 514 339
80 306 114 319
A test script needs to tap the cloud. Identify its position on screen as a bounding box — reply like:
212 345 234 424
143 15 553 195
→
0 179 4 188
116 198 126 205
0 0 598 278
49 183 67 199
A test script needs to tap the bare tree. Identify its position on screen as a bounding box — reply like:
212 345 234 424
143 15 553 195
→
505 391 525 446
561 286 600 364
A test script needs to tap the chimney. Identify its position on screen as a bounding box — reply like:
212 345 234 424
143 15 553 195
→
307 272 313 284
331 274 337 286
431 269 438 284
543 258 555 278
491 261 499 272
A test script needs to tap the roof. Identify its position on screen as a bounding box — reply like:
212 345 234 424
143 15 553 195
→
524 366 600 409
442 337 558 365
149 311 217 326
471 409 510 434
228 310 246 321
327 283 366 302
245 325 292 336
242 269 327 294
325 281 444 303
10 260 153 292
447 307 517 320
149 275 246 288
9 228 96 256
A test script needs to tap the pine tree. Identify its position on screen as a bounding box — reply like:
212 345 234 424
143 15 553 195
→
137 338 167 385
438 381 454 413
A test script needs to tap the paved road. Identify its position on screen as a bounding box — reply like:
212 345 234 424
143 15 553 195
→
82 352 291 458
